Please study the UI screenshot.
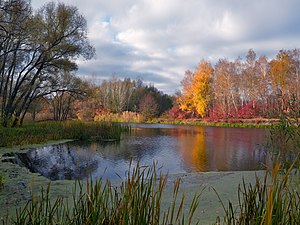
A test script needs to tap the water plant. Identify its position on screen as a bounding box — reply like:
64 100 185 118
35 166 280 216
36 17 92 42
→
94 111 145 123
4 162 201 225
0 121 129 147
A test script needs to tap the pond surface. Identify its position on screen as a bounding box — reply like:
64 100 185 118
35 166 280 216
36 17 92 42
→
4 124 268 180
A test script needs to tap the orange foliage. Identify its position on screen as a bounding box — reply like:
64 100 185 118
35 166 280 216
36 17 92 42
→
178 60 213 117
269 50 293 96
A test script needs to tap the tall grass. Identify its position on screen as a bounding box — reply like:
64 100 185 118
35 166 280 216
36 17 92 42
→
217 157 300 225
0 121 129 147
4 162 201 225
94 111 145 123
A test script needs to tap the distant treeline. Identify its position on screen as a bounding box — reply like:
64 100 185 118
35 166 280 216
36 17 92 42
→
175 48 300 120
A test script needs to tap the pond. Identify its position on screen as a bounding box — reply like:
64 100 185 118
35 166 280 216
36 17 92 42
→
3 124 268 180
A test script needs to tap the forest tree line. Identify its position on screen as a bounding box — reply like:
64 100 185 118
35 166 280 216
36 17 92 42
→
175 48 300 120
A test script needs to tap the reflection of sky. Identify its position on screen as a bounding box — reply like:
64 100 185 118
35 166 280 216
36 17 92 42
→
9 125 269 180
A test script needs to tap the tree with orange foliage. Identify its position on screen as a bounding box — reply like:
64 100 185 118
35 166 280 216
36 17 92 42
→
269 50 293 97
178 60 213 117
269 50 294 112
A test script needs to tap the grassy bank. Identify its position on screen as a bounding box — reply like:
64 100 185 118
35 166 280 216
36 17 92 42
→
0 121 129 147
145 119 271 128
94 111 273 128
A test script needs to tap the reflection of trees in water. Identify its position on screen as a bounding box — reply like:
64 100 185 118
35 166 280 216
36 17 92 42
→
176 126 208 172
8 143 98 180
206 128 266 171
3 126 270 180
176 126 267 172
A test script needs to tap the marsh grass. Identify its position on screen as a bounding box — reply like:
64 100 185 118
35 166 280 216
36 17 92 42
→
4 162 201 225
94 111 145 123
0 121 129 147
216 156 300 225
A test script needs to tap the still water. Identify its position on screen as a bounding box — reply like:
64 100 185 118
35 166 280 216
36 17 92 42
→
5 124 268 180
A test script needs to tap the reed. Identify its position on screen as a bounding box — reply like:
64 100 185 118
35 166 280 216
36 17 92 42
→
216 156 300 225
0 121 129 147
94 111 145 123
5 162 201 225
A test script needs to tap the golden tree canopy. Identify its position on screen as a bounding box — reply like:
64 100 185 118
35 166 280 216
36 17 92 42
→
178 60 213 117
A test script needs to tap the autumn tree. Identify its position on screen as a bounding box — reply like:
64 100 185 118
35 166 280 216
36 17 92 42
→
243 49 260 108
177 70 194 112
287 48 300 99
269 50 294 112
139 93 159 119
178 60 213 117
213 59 240 117
255 55 270 115
0 0 94 127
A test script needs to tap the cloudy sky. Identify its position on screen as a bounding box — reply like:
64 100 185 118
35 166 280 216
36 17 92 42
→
31 0 300 94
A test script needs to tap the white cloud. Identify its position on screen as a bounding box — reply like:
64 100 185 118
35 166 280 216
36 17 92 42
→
31 0 300 94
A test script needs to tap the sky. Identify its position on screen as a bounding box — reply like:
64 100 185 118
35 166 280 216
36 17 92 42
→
31 0 300 94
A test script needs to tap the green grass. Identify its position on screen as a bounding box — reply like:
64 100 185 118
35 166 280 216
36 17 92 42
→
0 121 129 147
3 162 201 225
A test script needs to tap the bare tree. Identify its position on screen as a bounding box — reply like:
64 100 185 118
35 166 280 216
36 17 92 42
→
98 78 134 113
139 93 159 119
49 72 88 121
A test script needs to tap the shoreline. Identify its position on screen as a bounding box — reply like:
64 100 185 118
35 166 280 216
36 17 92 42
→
144 118 278 128
0 146 264 224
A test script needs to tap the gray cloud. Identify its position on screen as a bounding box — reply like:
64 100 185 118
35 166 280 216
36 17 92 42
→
31 0 300 94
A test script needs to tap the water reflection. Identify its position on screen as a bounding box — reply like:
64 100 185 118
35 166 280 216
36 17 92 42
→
175 126 208 172
3 144 99 180
3 124 268 180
